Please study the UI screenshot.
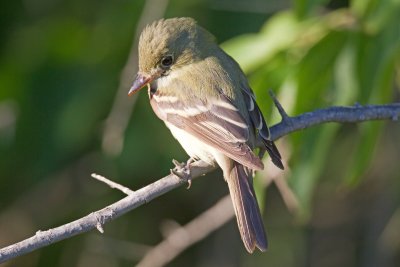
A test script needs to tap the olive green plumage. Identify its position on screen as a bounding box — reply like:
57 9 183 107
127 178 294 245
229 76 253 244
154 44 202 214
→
129 17 283 253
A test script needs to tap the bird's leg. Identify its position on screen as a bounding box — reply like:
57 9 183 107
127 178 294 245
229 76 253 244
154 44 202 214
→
170 157 196 189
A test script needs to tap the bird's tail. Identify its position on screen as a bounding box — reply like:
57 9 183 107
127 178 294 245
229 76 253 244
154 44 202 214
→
263 139 284 170
226 161 267 253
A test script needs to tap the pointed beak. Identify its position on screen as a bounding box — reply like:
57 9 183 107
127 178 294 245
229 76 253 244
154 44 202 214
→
128 73 153 96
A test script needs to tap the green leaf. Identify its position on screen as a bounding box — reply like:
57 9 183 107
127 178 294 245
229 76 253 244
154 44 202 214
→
344 123 382 185
294 0 331 19
222 12 301 73
295 30 348 112
289 124 340 221
254 171 266 212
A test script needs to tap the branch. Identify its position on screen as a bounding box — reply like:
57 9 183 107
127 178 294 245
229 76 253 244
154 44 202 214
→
0 102 399 263
91 173 135 195
0 160 214 264
137 195 234 267
101 0 169 156
136 154 289 267
270 101 400 141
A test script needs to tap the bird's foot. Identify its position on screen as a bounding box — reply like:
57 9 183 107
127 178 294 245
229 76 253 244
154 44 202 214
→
170 158 196 189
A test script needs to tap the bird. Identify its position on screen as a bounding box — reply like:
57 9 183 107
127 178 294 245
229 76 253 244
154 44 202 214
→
128 17 283 253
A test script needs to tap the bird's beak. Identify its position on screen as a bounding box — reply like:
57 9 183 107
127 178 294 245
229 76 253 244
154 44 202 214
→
128 69 164 96
128 73 153 96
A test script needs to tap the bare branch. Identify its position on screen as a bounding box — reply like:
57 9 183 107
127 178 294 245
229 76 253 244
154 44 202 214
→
269 103 400 141
101 0 169 156
83 235 151 261
0 102 399 264
269 90 290 121
137 146 293 267
91 173 134 195
0 160 214 264
137 195 234 267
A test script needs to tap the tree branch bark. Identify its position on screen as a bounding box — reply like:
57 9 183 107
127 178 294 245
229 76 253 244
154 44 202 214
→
0 102 399 264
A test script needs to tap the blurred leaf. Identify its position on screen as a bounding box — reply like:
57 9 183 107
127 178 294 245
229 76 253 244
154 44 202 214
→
222 12 300 73
220 5 399 223
1 1 400 266
353 0 400 34
295 30 348 112
334 41 358 103
254 171 266 212
345 123 382 185
289 124 340 221
293 0 330 19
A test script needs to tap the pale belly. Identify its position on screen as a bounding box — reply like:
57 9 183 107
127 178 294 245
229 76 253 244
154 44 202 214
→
165 122 217 166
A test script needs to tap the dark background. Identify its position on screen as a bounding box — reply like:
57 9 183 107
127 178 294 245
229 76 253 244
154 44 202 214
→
1 0 399 266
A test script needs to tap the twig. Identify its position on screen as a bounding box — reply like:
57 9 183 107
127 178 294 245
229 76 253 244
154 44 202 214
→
264 143 299 213
137 195 234 267
0 160 214 264
101 0 169 156
272 172 299 213
91 173 134 195
0 102 399 263
269 89 290 120
136 154 290 267
84 235 151 261
269 103 400 141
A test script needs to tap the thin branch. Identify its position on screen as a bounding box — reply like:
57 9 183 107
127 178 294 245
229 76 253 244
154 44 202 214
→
101 0 169 156
137 195 234 267
0 102 399 264
270 103 400 141
256 142 300 214
136 154 290 267
91 173 134 195
0 160 214 264
272 171 299 213
83 235 151 262
269 89 290 120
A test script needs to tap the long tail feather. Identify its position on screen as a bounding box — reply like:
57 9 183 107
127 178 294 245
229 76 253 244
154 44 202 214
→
226 161 268 253
263 139 284 170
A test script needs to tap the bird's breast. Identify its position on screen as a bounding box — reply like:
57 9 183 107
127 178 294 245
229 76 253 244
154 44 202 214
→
165 122 217 166
149 92 168 122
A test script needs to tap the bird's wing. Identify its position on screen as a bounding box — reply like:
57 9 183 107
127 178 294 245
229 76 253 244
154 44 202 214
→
151 93 264 170
240 88 283 169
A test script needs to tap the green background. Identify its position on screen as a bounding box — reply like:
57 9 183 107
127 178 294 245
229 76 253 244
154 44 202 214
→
0 0 399 266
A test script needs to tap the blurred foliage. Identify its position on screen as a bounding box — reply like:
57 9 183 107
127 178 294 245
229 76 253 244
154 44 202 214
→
223 0 400 220
0 0 399 267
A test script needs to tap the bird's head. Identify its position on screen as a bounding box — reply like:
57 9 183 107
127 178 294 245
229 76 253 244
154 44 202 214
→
128 17 215 96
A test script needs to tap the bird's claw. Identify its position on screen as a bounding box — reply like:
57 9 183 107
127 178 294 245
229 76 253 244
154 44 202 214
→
170 158 195 189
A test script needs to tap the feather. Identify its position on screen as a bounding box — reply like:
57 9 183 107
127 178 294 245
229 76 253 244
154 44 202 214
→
151 91 264 170
227 161 268 253
241 89 284 169
134 17 285 253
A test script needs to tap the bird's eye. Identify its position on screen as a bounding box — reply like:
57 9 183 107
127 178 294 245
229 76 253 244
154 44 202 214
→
160 55 173 68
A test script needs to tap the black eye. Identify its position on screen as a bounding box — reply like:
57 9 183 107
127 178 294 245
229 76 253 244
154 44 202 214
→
160 55 173 68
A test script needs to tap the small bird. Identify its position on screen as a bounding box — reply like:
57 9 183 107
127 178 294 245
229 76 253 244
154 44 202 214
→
128 17 283 253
